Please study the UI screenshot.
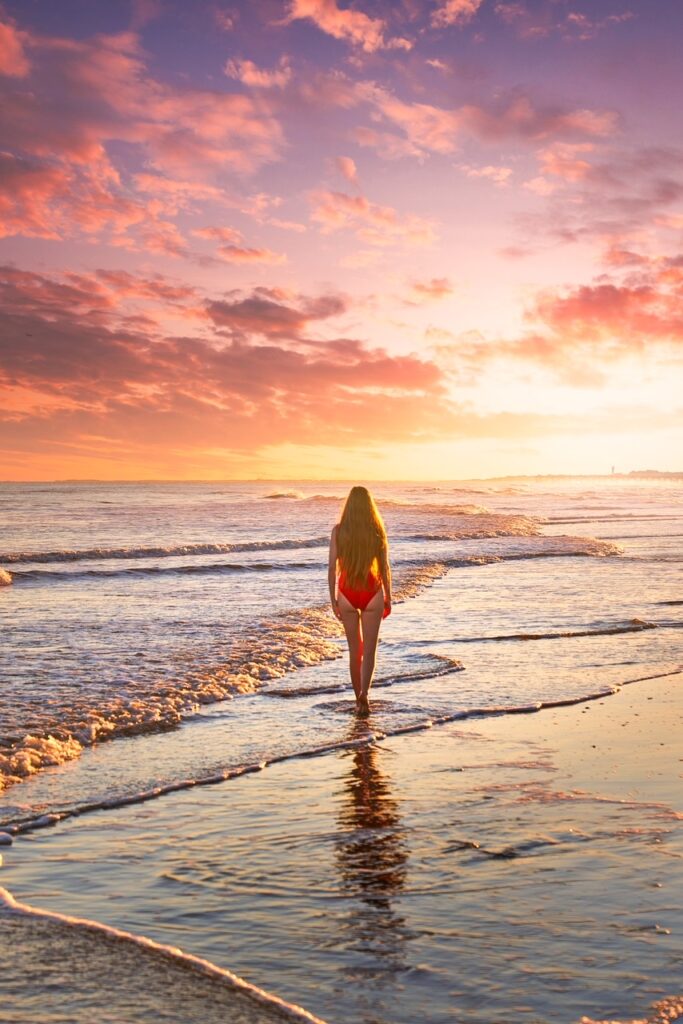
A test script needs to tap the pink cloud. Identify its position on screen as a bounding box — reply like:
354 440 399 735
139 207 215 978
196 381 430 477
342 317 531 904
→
191 225 287 263
286 0 411 53
458 93 618 143
0 20 30 76
513 146 683 254
456 162 513 186
407 278 454 302
192 225 243 244
335 155 359 187
535 142 598 182
310 189 436 247
0 265 473 459
492 2 636 41
217 245 287 265
333 78 620 161
0 26 284 179
431 0 485 28
0 22 290 254
225 57 292 89
357 82 464 155
450 265 683 386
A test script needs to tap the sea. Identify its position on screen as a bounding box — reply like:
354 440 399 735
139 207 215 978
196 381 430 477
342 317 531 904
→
0 477 681 1023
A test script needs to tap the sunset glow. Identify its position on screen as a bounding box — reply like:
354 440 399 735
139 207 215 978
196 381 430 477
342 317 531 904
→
1 0 681 480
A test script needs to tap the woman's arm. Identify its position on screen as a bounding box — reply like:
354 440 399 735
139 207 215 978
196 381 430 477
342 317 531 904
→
379 545 392 612
328 525 342 620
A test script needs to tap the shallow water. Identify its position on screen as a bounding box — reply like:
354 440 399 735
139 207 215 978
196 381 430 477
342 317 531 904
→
1 476 682 1023
2 478 680 818
3 684 682 1024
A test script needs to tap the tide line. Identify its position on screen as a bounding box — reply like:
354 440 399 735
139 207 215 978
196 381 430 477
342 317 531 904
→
0 887 328 1024
3 666 680 839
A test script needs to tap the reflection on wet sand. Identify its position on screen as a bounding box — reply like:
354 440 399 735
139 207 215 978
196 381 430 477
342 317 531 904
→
334 720 411 1002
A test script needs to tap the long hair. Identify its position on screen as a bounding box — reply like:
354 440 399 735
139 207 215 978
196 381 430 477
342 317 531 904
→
337 485 388 588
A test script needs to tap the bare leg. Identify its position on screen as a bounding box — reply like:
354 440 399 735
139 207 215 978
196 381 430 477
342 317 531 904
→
337 591 363 700
359 588 385 707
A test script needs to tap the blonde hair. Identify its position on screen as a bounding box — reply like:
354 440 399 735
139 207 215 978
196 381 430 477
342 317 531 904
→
337 485 388 588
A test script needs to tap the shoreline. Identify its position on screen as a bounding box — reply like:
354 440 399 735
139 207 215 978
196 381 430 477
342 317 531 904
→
2 669 681 1024
3 665 678 838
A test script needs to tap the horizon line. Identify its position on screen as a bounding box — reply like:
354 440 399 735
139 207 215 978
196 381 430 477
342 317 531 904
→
2 470 682 485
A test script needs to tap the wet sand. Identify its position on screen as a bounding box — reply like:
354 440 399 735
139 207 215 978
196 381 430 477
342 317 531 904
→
2 671 681 1024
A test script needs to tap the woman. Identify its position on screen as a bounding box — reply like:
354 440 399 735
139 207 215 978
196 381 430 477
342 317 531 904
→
328 486 392 714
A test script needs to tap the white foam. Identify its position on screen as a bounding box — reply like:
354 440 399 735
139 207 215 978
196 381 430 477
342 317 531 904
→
0 887 328 1024
5 668 680 837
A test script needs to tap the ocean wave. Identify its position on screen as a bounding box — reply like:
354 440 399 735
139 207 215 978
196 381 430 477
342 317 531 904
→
298 495 494 515
11 559 316 583
0 537 330 566
0 560 447 792
405 618 660 646
264 655 464 698
0 888 328 1024
7 536 622 586
263 491 306 499
3 667 680 837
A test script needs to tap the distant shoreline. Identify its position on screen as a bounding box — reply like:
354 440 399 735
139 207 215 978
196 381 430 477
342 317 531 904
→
1 471 683 485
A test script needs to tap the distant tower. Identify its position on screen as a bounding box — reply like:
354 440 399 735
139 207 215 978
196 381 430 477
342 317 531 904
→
611 465 615 475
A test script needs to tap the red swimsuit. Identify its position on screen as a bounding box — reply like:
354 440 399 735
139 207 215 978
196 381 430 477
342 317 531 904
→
338 564 390 618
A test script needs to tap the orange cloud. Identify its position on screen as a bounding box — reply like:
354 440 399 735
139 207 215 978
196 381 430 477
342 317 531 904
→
0 265 470 466
407 278 454 303
217 245 287 264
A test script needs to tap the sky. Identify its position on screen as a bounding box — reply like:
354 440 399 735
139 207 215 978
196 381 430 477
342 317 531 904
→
0 0 681 480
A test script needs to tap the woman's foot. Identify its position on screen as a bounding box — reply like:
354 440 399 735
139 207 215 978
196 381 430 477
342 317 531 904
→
356 694 370 717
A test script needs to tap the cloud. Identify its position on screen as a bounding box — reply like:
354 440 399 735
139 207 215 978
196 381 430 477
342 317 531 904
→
0 264 473 462
431 0 485 29
206 287 349 339
0 19 291 258
492 2 636 41
309 189 436 247
333 79 620 161
335 155 359 187
0 151 165 244
514 145 683 253
285 0 411 53
213 7 238 31
456 162 513 186
406 278 454 303
191 225 287 263
0 19 30 76
225 57 292 89
0 22 284 203
130 0 163 30
192 225 243 244
217 245 288 264
448 264 683 386
356 81 464 155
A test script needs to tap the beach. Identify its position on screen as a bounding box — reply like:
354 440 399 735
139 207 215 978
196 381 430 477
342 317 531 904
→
2 665 681 1024
1 478 682 1022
